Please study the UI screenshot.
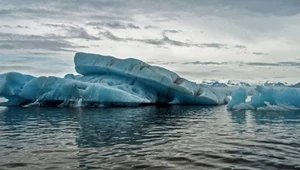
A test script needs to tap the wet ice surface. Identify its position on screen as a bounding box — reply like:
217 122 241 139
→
0 106 299 170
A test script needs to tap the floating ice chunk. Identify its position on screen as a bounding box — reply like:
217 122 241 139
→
0 72 34 106
74 52 229 105
232 103 254 111
227 88 247 109
228 86 300 111
0 52 229 107
20 76 151 107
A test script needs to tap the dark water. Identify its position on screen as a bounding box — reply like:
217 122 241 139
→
0 106 300 170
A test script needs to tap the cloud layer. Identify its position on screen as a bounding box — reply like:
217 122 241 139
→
0 0 300 83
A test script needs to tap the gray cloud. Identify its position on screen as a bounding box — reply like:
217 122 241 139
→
150 35 192 47
147 15 176 22
2 0 300 22
0 40 83 52
252 52 268 55
44 0 300 17
0 64 69 74
144 25 159 29
87 21 140 29
1 55 70 65
16 25 29 29
1 25 12 28
183 60 300 67
100 31 229 49
99 31 193 47
147 61 177 65
0 33 87 52
183 61 229 65
0 0 299 84
0 4 130 26
127 23 140 29
42 23 70 28
0 32 49 40
86 14 131 21
43 23 100 40
162 29 182 34
146 60 300 68
234 45 247 49
218 0 300 16
0 54 73 74
245 62 278 66
25 52 59 56
151 0 300 16
0 7 64 19
0 65 37 72
100 31 124 41
0 25 29 29
275 61 300 66
61 27 99 40
200 43 227 49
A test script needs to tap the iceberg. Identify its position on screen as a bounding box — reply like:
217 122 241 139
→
228 86 300 111
0 72 34 106
0 52 229 107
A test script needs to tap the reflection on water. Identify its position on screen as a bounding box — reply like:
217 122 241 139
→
0 106 299 170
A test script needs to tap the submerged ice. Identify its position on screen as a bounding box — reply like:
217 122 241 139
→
0 52 229 107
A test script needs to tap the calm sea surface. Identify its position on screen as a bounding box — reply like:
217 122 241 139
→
0 106 299 170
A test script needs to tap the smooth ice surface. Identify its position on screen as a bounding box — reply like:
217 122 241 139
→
228 86 300 111
0 72 34 105
0 52 229 107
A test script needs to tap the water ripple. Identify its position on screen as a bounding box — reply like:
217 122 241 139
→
0 106 300 170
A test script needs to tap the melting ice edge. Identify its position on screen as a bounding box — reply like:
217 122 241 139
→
0 52 299 111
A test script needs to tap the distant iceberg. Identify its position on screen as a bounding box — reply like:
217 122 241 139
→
228 86 300 111
0 52 229 107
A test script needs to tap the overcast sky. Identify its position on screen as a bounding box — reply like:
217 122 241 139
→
0 0 300 84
